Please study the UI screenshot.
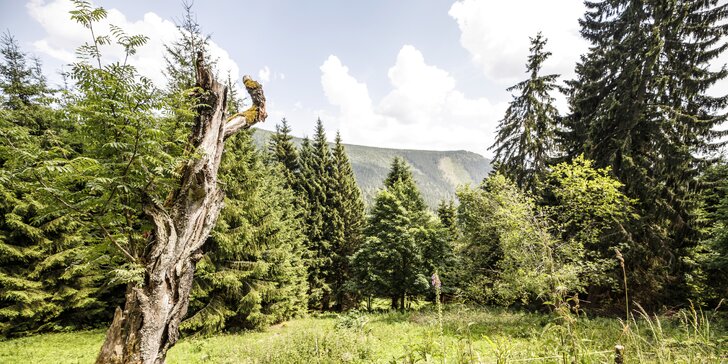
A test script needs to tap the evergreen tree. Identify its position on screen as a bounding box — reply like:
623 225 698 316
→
297 135 331 309
360 184 429 310
268 118 300 190
384 157 427 217
0 32 118 336
564 0 728 304
352 158 450 310
163 0 211 93
490 32 560 191
329 132 366 310
695 160 728 304
437 199 458 242
432 200 458 299
182 131 307 333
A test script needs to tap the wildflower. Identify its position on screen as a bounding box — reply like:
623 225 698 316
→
431 272 441 289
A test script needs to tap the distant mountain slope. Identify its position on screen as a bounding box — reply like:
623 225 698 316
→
252 128 491 209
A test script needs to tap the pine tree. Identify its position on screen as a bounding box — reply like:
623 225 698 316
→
182 130 307 333
490 32 560 191
329 132 366 310
564 0 728 304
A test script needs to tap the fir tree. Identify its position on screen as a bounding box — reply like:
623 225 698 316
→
431 199 458 299
360 184 429 310
329 132 366 310
437 199 458 242
696 160 728 304
268 118 300 190
0 32 117 336
297 135 331 309
564 0 728 304
182 130 307 333
490 32 560 191
163 0 211 93
384 157 427 217
353 158 450 310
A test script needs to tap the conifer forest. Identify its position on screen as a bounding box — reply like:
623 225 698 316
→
0 0 727 363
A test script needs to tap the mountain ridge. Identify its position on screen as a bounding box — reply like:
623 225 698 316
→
251 128 492 208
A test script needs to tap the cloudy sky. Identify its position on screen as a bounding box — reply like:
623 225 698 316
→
1 0 726 157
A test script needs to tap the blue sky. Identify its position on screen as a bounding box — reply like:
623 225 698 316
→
2 0 727 157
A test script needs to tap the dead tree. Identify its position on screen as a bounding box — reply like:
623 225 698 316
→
96 52 267 364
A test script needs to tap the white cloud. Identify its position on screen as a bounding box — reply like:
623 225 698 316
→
320 46 505 156
449 0 587 85
320 55 379 124
26 0 240 88
256 66 286 84
258 66 271 83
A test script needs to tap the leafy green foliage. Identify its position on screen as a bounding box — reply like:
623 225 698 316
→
563 0 728 305
0 30 120 336
540 155 636 296
456 174 582 306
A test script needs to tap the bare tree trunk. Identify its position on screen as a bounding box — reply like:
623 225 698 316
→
96 52 267 364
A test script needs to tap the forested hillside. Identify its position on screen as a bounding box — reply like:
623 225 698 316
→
253 128 491 208
2 0 727 363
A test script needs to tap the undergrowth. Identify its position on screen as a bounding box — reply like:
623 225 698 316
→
0 304 724 363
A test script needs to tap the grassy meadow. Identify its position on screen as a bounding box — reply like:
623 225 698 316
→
0 304 725 363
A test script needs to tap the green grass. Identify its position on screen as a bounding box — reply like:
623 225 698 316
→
0 305 725 363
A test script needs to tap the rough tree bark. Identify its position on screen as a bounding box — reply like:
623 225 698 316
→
96 52 267 364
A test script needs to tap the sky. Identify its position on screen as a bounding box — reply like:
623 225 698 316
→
1 0 727 158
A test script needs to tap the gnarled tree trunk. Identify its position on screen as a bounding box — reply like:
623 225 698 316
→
96 52 267 364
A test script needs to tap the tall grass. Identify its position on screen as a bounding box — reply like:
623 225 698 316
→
0 304 724 363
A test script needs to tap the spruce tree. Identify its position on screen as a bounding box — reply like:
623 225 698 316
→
268 118 300 190
360 184 429 310
437 199 458 241
0 32 117 336
353 158 450 310
297 135 331 309
431 200 458 299
696 160 728 304
490 32 560 191
564 0 728 304
163 0 211 93
329 132 366 310
384 157 427 218
182 131 307 333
